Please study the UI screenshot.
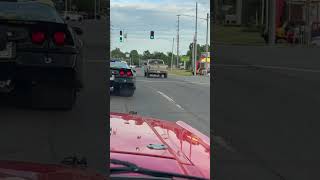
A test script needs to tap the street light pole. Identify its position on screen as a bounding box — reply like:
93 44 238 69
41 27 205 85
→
268 0 276 45
176 15 180 69
194 2 198 76
94 0 97 20
171 38 174 71
206 13 209 52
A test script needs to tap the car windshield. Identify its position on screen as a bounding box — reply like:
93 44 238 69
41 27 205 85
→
110 61 129 69
149 60 164 65
0 2 64 23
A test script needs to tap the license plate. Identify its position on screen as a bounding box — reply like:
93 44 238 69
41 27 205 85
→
0 42 13 59
110 75 115 80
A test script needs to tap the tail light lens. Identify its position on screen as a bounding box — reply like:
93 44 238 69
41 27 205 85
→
127 71 133 77
119 70 125 76
53 32 66 45
31 32 45 44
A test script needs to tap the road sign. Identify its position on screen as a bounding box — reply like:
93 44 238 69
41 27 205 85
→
181 55 190 62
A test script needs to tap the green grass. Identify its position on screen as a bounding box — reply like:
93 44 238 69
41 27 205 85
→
168 69 193 76
214 25 265 45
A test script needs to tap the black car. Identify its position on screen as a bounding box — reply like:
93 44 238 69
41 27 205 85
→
110 60 136 97
0 1 84 109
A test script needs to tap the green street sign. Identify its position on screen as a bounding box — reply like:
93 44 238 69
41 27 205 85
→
181 55 190 62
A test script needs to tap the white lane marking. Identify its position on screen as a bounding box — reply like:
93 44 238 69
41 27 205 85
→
156 91 185 111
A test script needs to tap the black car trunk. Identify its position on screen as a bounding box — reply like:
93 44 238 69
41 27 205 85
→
0 20 78 81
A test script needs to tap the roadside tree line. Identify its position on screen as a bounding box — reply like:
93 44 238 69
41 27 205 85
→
110 43 210 70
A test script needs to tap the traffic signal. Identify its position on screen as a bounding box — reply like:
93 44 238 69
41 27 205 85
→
120 30 123 42
150 31 154 39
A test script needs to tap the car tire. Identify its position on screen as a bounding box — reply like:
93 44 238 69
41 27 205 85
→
31 84 76 110
164 73 167 78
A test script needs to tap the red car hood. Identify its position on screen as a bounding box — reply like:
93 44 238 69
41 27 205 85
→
0 161 105 180
110 112 210 179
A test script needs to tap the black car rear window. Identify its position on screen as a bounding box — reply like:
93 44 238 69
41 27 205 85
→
111 61 129 69
0 2 64 23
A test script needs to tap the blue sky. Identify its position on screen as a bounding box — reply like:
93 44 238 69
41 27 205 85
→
110 0 210 55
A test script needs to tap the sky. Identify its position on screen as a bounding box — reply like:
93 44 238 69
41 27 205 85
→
110 0 210 55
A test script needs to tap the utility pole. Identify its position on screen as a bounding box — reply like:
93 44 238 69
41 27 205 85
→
64 0 68 15
261 0 264 25
94 0 97 20
306 0 311 46
176 15 180 69
206 13 209 52
171 38 174 71
194 2 198 76
268 0 276 45
192 36 195 73
266 0 269 33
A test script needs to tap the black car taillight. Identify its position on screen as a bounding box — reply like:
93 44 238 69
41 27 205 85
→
31 32 45 44
53 32 66 45
127 71 133 77
119 69 125 76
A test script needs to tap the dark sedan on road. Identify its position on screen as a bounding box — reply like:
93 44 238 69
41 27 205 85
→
110 60 136 97
0 0 84 110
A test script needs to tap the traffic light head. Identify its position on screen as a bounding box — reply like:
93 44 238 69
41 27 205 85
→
120 36 123 42
150 31 154 39
120 30 123 36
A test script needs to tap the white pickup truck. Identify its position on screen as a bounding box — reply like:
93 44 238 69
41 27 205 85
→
143 59 168 78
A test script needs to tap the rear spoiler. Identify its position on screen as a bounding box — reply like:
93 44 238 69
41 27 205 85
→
176 121 210 148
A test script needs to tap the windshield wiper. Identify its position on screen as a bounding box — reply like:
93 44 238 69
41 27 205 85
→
110 159 209 180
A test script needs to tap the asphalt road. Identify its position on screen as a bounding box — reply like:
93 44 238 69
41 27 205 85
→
0 19 108 172
110 68 210 137
214 45 320 180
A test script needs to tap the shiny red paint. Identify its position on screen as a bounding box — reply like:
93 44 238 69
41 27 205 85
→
110 112 211 179
0 160 105 180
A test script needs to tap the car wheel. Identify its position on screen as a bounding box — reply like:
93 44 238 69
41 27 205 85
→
164 73 167 78
31 84 76 110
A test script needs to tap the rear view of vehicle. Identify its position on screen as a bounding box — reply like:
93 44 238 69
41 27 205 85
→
110 60 136 97
144 59 168 78
0 1 84 109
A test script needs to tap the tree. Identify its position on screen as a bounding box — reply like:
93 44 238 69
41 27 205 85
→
143 50 152 59
111 48 125 59
130 50 139 65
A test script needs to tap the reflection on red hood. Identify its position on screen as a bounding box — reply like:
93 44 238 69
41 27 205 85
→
0 161 105 180
110 112 210 179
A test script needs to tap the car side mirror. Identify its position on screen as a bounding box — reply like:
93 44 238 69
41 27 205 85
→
72 27 83 35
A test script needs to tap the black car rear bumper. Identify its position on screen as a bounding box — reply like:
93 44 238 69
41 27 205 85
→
110 78 136 90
